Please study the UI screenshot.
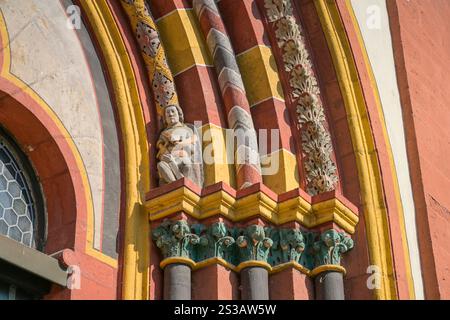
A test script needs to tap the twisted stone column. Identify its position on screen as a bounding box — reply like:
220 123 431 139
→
193 0 262 189
120 0 179 114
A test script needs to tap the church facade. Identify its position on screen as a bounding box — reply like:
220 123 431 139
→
0 0 448 300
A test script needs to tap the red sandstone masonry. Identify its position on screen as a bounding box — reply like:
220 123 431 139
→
148 0 191 20
146 178 358 300
220 0 299 163
336 0 414 299
192 265 239 300
174 65 227 127
270 267 314 300
218 0 270 55
386 0 450 299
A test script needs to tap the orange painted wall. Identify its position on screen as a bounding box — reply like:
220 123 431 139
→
387 0 450 299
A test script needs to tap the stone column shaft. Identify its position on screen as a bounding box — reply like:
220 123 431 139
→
240 267 269 300
164 263 192 300
314 271 345 300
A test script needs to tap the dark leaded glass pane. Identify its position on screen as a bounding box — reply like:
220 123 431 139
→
0 220 8 234
0 148 8 164
3 164 15 181
12 198 27 216
8 226 22 242
8 182 21 198
0 281 9 300
15 173 25 188
4 208 17 226
0 191 12 208
0 139 36 248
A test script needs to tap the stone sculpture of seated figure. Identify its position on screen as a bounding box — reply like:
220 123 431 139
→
156 105 203 187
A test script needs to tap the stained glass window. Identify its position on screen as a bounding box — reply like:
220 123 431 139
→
0 136 39 248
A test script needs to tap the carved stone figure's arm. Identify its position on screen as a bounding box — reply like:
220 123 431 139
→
156 134 170 160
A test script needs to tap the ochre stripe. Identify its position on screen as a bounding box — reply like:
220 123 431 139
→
261 149 299 194
147 184 359 234
345 0 415 299
156 9 213 75
314 0 397 299
199 123 236 188
237 45 284 106
80 0 150 298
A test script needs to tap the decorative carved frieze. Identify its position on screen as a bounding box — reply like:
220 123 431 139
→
152 220 200 260
152 220 353 271
263 0 339 195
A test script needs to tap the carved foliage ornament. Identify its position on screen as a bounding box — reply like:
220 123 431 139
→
194 222 235 262
313 229 354 266
236 225 274 262
152 221 353 269
264 0 339 195
152 220 200 259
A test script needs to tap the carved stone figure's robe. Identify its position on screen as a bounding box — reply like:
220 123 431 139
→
157 123 203 187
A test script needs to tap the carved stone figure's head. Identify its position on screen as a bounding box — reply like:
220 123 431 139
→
163 104 184 127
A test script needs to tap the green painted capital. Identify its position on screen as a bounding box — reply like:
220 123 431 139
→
278 228 305 263
267 228 313 267
313 229 354 267
152 220 200 260
151 221 355 271
194 222 235 261
236 225 274 263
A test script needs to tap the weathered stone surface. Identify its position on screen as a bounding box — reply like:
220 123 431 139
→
157 105 204 187
240 267 269 300
315 271 345 300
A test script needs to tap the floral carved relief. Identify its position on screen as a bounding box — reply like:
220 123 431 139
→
264 0 339 195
